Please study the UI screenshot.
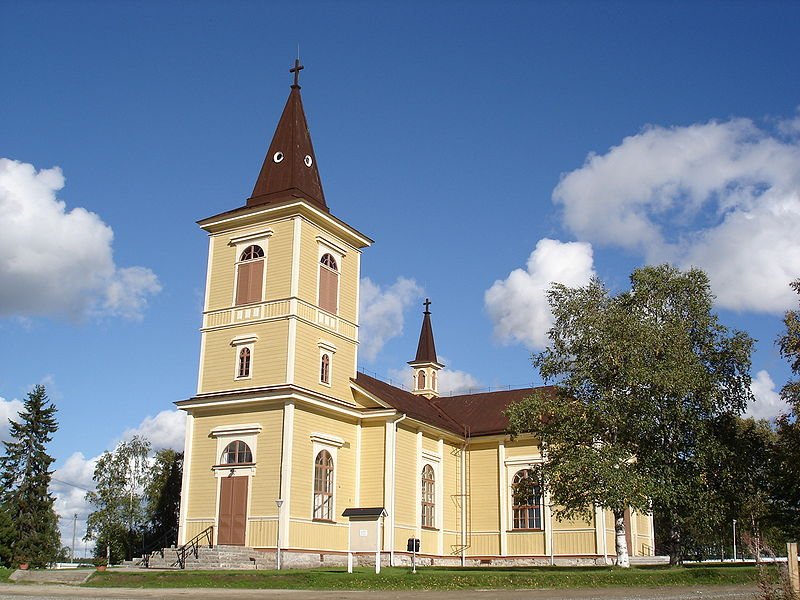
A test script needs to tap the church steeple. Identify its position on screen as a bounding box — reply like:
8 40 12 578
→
409 299 444 399
248 59 328 212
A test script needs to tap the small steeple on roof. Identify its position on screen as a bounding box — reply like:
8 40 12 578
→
248 59 328 212
413 299 438 363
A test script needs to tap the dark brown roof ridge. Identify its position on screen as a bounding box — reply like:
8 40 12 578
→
353 372 557 437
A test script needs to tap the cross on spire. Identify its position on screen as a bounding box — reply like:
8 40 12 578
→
290 58 304 88
423 298 431 314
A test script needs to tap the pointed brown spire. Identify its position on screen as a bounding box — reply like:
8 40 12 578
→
248 60 328 211
414 299 438 363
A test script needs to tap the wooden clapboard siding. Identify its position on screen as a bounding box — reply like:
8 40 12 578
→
199 320 288 393
358 423 385 507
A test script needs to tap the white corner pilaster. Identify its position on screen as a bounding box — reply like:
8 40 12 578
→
498 442 507 556
279 400 295 549
177 411 194 545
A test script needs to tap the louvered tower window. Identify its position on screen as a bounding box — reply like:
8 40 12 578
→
235 245 265 305
318 253 339 314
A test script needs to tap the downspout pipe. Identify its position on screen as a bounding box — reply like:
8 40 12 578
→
390 413 407 567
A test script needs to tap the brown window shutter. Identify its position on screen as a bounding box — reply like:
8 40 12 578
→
319 267 338 313
248 260 264 304
236 260 264 305
236 263 251 305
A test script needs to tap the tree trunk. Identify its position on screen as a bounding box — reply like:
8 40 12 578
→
669 519 682 566
614 508 630 568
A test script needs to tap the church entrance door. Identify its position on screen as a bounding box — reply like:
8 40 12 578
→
218 476 248 545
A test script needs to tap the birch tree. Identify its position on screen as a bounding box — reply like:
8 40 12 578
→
506 265 753 567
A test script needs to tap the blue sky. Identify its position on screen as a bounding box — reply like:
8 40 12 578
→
2 1 800 551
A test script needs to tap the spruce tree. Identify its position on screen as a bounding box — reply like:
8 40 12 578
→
0 384 61 567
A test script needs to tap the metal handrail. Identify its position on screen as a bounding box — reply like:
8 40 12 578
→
138 527 178 568
174 526 214 569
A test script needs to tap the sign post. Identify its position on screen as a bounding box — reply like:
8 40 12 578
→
407 538 420 574
788 542 799 595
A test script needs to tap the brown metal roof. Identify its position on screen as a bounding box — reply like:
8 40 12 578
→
353 372 464 435
353 372 557 437
411 300 438 364
248 70 327 212
434 386 559 436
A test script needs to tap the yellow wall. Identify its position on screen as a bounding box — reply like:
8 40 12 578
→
185 404 283 522
206 218 295 313
393 426 418 533
289 405 358 537
199 320 289 393
292 321 356 399
507 531 545 555
358 422 385 507
296 219 360 325
468 444 499 534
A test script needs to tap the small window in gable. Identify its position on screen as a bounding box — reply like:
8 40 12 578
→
237 347 251 378
318 253 339 314
235 245 265 306
320 353 330 384
222 440 253 465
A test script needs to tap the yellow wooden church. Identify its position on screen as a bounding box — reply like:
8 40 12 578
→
176 63 654 567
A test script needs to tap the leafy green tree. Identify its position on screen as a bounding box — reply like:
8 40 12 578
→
0 385 61 567
506 265 753 567
772 278 800 540
84 436 151 563
145 449 183 546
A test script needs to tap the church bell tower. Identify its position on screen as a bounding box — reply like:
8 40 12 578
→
194 60 372 403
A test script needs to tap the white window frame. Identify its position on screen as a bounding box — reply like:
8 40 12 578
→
231 334 257 381
505 456 545 531
316 239 343 316
310 433 344 522
318 340 336 387
230 230 272 307
421 450 442 531
210 423 262 477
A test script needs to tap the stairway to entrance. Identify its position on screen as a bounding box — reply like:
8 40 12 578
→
124 544 276 570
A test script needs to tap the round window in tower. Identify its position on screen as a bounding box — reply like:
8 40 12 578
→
273 151 285 163
304 155 313 167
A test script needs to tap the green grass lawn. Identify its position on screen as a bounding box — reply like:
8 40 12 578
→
0 568 12 583
85 564 759 591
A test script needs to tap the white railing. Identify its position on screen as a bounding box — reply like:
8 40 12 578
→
203 298 357 338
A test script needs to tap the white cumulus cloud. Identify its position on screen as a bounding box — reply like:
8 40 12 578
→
438 368 482 396
51 451 99 555
552 116 800 313
747 369 791 420
0 395 24 442
484 238 596 349
0 158 162 320
359 276 423 362
121 409 186 451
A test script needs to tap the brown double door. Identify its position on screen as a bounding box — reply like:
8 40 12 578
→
218 477 248 545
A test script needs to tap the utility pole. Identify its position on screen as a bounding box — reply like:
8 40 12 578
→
71 514 77 563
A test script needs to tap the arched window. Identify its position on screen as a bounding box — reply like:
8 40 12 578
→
237 347 251 378
417 370 426 390
318 253 339 314
221 440 253 465
313 450 334 521
320 353 330 384
431 371 437 391
512 469 542 530
235 245 265 306
421 464 436 528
